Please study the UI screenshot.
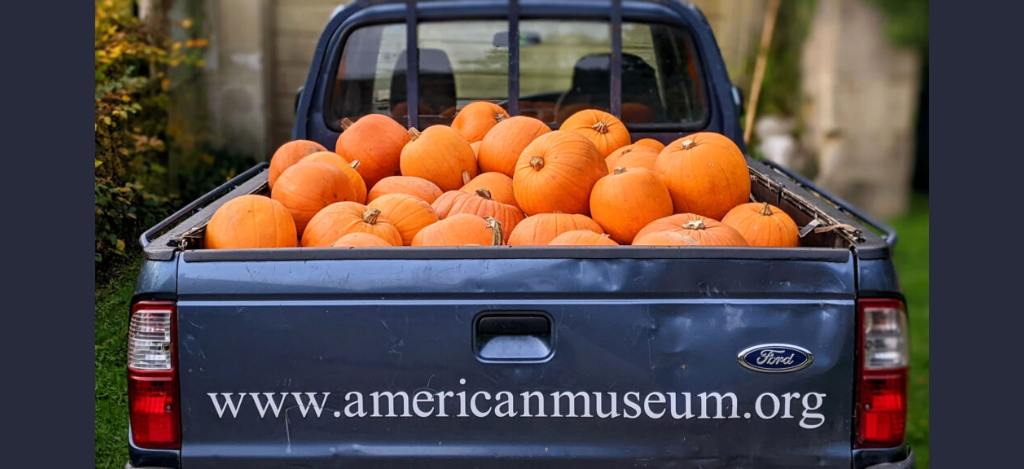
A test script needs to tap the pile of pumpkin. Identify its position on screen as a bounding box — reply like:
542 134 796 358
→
205 102 800 249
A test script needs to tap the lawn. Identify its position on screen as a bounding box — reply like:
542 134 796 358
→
890 194 930 467
94 197 929 469
95 257 141 469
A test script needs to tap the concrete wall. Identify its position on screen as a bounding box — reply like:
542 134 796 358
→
801 0 921 218
203 0 349 161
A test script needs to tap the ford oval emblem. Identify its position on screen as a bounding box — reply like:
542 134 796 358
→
738 344 814 373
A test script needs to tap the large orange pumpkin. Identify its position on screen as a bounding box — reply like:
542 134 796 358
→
633 138 665 152
590 167 674 244
367 193 440 246
206 195 297 249
614 150 659 173
470 141 482 160
460 172 518 209
655 132 751 219
632 230 701 247
451 101 510 142
477 116 551 177
332 232 392 247
431 189 524 244
412 214 503 246
507 212 604 246
721 202 800 247
512 131 606 216
301 201 403 247
548 230 619 246
634 213 749 247
335 114 411 188
559 109 631 157
367 176 443 204
400 126 479 192
268 140 327 189
604 144 658 173
299 152 367 204
271 161 355 233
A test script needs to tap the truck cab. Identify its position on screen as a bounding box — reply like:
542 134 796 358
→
128 1 912 468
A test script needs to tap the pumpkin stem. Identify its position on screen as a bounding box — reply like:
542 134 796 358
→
484 217 503 246
350 159 361 170
340 118 355 130
622 146 633 155
530 156 545 170
407 128 421 141
362 208 381 225
591 120 609 134
553 210 563 214
494 112 507 123
758 202 773 216
462 170 471 186
682 219 707 230
601 233 611 238
475 188 492 200
613 166 628 175
680 139 695 150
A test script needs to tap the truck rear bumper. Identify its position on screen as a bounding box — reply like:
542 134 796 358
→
858 445 915 469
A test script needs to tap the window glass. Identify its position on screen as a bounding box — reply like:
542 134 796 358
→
327 19 706 128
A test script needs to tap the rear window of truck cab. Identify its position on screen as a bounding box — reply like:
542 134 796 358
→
326 19 707 129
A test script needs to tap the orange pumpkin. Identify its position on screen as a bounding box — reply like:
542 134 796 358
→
634 213 749 246
299 152 367 204
554 103 599 123
655 132 751 219
431 189 524 244
548 230 619 246
632 230 701 247
451 101 510 142
332 232 392 247
205 195 297 249
604 144 659 173
614 150 659 173
301 201 403 247
412 214 503 246
367 193 440 246
590 167 674 244
559 109 631 157
335 114 411 188
512 131 606 216
633 138 665 152
268 140 328 189
721 202 800 247
477 116 551 177
507 212 604 246
460 172 518 209
400 126 479 192
271 161 355 233
367 176 443 204
470 141 482 160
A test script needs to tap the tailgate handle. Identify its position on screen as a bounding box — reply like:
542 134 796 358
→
474 314 552 362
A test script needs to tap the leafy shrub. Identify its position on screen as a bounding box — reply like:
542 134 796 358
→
95 1 253 268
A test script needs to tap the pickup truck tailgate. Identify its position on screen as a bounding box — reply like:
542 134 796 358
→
175 250 857 468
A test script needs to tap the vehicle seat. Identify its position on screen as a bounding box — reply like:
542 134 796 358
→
555 53 663 123
390 48 458 126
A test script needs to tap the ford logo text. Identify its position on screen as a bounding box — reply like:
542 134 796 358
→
738 344 814 373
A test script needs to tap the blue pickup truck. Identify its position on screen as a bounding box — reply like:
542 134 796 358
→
126 1 913 468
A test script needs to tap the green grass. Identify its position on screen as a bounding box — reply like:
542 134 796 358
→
95 198 929 467
95 257 141 469
889 194 929 467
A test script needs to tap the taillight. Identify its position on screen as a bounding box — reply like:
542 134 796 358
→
127 301 180 449
855 298 909 448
